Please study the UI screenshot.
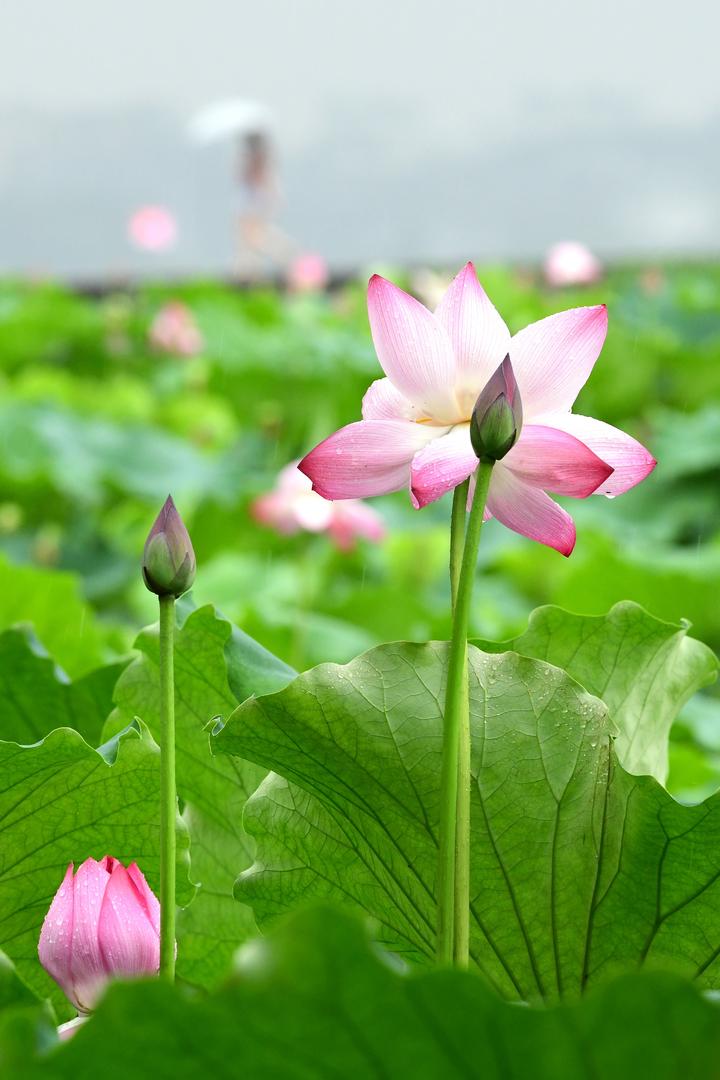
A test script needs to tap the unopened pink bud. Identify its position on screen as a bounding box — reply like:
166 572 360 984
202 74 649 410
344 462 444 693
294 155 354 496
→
470 354 523 461
38 857 160 1014
142 495 196 598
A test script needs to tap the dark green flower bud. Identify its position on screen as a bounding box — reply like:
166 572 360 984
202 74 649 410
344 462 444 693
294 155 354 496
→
142 496 196 598
470 355 523 461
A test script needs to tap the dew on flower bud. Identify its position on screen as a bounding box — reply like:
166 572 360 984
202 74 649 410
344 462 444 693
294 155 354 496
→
38 857 161 1015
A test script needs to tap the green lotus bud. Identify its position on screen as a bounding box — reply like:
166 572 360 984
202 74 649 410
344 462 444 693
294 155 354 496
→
142 496 196 598
470 355 523 461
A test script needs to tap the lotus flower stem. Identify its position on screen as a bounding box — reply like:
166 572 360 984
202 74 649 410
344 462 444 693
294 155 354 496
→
437 461 493 966
158 593 176 980
449 477 471 965
449 479 469 609
142 495 195 981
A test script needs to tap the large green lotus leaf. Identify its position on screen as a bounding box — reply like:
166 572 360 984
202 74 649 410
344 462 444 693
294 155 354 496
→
0 556 107 678
472 601 718 783
16 906 720 1080
0 724 192 1018
498 531 720 652
217 641 720 1001
108 604 294 989
0 628 127 745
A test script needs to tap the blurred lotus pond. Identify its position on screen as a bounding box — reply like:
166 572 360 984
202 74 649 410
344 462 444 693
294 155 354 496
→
1 263 719 798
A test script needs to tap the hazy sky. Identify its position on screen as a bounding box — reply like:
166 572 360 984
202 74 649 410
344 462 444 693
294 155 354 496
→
1 0 719 275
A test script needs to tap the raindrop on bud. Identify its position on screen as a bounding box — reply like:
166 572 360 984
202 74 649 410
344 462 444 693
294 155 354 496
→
38 857 161 1015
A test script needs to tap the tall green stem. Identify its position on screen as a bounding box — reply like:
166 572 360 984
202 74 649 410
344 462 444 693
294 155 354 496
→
449 479 469 609
158 594 176 980
437 460 493 966
449 481 470 966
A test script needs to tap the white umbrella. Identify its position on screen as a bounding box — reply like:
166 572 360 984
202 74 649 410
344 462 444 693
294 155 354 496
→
188 99 273 144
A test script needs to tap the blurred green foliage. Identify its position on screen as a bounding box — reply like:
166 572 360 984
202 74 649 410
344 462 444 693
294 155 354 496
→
0 264 719 796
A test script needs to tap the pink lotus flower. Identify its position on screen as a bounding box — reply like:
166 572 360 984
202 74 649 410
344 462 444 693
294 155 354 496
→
299 264 656 556
38 857 160 1014
252 462 385 551
543 241 602 288
128 206 178 252
287 253 329 293
328 499 386 552
149 301 203 357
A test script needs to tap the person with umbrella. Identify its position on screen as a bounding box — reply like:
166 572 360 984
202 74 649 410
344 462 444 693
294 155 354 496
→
189 99 291 280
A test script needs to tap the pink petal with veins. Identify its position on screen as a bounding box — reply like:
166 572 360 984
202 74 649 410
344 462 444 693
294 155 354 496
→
97 863 159 979
434 262 511 412
38 864 76 1009
503 424 613 497
487 465 577 556
410 424 478 508
68 858 113 1013
509 305 608 417
300 419 445 500
127 863 161 937
534 413 657 495
367 275 459 422
362 377 418 421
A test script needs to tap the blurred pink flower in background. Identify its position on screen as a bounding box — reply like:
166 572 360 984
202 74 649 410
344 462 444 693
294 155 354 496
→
149 301 203 356
287 253 330 293
38 857 160 1014
128 206 178 252
326 499 386 551
252 462 385 551
543 241 603 287
300 263 656 556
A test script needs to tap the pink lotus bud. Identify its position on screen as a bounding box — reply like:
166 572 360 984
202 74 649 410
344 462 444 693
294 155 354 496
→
142 495 196 598
38 857 160 1014
470 354 523 461
149 301 203 357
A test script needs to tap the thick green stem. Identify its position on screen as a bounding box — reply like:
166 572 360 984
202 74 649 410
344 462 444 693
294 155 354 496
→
437 461 493 966
448 479 470 965
158 594 176 980
449 479 469 610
